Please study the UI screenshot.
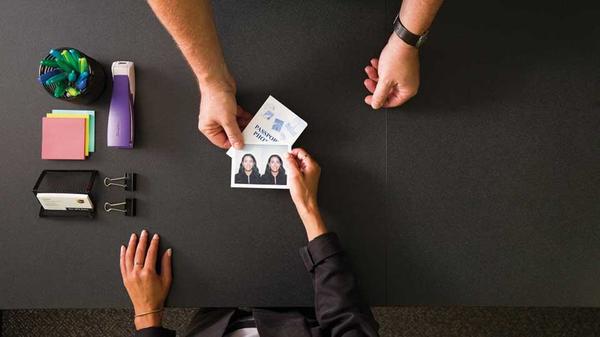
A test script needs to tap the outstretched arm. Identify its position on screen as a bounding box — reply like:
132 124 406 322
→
147 0 251 149
364 0 444 109
286 149 379 337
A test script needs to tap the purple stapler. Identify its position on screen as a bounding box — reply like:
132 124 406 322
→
107 61 135 148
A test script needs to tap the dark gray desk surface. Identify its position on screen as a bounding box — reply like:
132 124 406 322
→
0 0 598 309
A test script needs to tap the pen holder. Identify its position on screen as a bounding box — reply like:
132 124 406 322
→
38 47 106 104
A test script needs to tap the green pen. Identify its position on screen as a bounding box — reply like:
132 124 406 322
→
55 57 74 73
61 50 78 71
78 57 89 74
69 49 81 64
53 82 67 97
65 87 80 97
60 50 72 64
45 72 68 85
40 59 59 68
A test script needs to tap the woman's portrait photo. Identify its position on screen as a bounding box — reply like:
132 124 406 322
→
230 144 291 189
260 154 287 185
234 154 261 184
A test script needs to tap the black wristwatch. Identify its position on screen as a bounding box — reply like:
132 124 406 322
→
393 15 428 48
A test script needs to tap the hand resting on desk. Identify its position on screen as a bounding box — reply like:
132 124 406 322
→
120 230 172 330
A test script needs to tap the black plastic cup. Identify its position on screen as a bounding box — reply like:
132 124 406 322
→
38 47 106 104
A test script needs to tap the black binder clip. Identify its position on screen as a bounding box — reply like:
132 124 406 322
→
104 172 136 191
104 198 136 216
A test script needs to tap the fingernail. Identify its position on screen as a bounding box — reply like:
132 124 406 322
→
153 234 159 240
233 142 241 149
167 248 172 256
130 233 136 240
120 245 125 254
141 230 147 236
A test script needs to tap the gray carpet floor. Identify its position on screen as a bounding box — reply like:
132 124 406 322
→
2 307 600 337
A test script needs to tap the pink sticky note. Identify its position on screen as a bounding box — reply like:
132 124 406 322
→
41 117 86 160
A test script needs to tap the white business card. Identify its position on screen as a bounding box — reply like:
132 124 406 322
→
36 193 93 211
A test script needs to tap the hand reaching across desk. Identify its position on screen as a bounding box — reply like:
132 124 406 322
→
147 0 252 150
285 148 327 241
147 0 444 149
364 0 444 109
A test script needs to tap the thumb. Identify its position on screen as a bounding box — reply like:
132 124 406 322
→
222 118 244 149
161 248 172 286
285 153 305 206
371 80 392 109
285 153 301 178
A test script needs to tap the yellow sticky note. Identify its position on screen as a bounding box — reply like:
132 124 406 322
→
46 113 90 156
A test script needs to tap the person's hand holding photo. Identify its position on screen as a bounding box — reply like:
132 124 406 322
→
198 85 252 149
285 148 328 241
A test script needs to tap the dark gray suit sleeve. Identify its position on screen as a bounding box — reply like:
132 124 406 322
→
299 232 380 337
134 327 176 337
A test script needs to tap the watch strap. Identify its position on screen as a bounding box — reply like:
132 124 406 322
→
393 15 428 48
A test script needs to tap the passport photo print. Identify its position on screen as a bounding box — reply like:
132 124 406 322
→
231 144 291 189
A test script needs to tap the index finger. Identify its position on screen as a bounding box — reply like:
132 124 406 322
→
208 132 231 149
290 148 310 160
284 152 301 178
290 148 319 171
221 119 244 149
370 58 379 69
198 120 230 149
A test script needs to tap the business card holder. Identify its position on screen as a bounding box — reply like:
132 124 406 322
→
32 170 98 218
